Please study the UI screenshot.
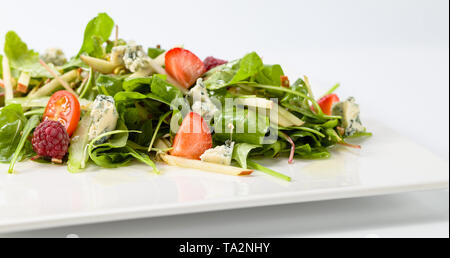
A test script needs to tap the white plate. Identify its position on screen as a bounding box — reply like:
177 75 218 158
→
0 119 448 233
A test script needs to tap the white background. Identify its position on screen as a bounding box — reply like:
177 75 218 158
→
0 0 448 237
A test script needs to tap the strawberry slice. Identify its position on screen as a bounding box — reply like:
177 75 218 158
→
170 112 213 160
165 48 206 89
313 94 340 115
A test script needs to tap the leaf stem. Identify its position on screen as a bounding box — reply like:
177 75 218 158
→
247 160 291 182
148 111 172 152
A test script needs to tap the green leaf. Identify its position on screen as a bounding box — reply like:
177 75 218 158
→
8 115 40 173
123 77 152 93
114 91 171 106
0 104 28 163
204 52 264 90
214 106 271 145
148 47 165 59
125 145 158 173
232 143 261 169
4 31 53 78
68 112 93 173
254 64 284 86
203 60 239 90
0 54 3 78
148 111 172 152
59 57 86 72
96 74 124 96
77 13 115 58
150 74 183 103
230 52 264 84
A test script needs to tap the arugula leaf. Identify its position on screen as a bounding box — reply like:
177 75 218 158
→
0 104 28 163
232 143 261 169
77 13 114 58
8 115 40 173
3 31 53 78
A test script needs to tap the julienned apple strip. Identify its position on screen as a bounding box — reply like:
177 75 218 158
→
160 154 253 176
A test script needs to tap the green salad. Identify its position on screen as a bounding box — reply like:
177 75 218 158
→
0 13 371 181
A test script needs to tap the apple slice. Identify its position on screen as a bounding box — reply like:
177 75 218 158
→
80 55 118 74
17 72 31 93
160 154 253 176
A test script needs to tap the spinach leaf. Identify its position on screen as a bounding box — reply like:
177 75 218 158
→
4 31 53 78
8 115 40 173
59 57 86 72
114 91 171 106
0 104 28 162
255 140 288 158
87 122 157 171
229 52 263 84
214 106 271 145
77 13 115 58
293 144 330 159
88 121 133 168
124 145 158 173
204 52 263 90
123 77 152 93
203 60 239 90
254 64 284 86
96 74 124 96
290 131 321 147
232 143 261 169
148 47 165 59
150 74 183 103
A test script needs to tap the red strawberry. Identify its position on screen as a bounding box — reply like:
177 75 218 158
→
312 94 340 115
165 48 206 89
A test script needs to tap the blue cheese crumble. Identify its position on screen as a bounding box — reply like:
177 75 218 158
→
200 141 235 165
40 48 67 66
112 41 152 74
188 78 219 121
332 97 365 136
88 95 119 144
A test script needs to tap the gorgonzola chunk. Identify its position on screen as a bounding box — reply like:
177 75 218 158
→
88 95 119 143
188 78 219 121
40 48 67 66
332 97 365 136
200 141 235 166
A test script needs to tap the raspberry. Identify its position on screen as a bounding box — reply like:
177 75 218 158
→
203 56 227 71
32 120 70 161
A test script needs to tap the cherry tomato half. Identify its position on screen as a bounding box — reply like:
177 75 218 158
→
43 90 81 136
